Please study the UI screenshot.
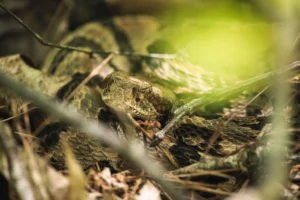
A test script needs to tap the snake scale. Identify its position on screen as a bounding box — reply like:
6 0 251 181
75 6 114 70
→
0 15 263 170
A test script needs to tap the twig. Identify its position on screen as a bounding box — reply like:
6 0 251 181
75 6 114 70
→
151 61 300 146
0 70 186 200
0 107 37 123
0 2 176 60
167 177 233 196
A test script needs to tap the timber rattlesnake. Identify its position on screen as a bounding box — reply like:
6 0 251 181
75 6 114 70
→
0 16 263 170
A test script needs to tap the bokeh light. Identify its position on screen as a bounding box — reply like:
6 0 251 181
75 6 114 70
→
163 2 274 79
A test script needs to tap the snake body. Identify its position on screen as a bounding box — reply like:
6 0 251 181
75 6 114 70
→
0 16 262 170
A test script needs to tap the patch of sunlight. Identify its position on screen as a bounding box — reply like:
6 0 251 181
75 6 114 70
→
165 1 274 79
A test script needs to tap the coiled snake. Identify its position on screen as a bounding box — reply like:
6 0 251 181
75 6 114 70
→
0 16 262 170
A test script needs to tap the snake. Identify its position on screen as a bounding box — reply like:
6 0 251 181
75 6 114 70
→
0 15 263 170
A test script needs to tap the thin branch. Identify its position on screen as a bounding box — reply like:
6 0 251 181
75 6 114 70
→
0 107 37 123
0 2 176 60
167 178 233 196
0 70 186 200
151 61 300 146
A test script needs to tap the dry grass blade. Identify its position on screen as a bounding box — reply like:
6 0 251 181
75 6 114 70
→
168 178 233 196
0 107 37 123
62 139 87 200
172 169 237 179
14 132 39 139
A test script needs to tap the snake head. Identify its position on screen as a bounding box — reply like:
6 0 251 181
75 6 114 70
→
100 72 175 120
